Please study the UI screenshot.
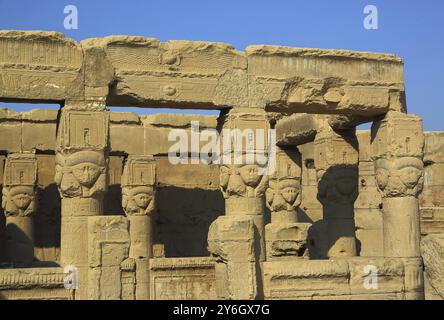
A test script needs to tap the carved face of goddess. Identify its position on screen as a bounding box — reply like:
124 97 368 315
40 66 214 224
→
122 186 154 215
281 186 299 204
71 162 102 187
238 164 262 187
2 186 35 216
12 192 33 210
133 192 152 210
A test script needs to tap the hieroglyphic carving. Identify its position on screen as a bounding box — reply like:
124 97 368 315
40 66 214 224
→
58 110 109 151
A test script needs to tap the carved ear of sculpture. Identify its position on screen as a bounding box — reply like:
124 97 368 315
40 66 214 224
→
375 159 390 194
60 171 82 198
23 197 36 216
144 193 156 216
88 168 107 197
292 189 302 209
265 181 276 211
1 187 7 212
121 188 129 212
219 165 230 197
254 173 268 197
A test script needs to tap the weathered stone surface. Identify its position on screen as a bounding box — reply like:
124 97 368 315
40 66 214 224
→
275 114 320 146
1 31 405 116
246 45 404 115
0 31 84 101
421 234 444 299
0 30 438 301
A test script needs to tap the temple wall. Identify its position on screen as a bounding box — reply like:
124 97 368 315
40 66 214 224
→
0 31 442 300
1 109 444 267
0 109 223 263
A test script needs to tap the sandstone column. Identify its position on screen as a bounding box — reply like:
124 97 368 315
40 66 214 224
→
314 127 359 258
120 155 156 300
1 153 37 266
371 111 424 299
265 147 310 260
55 104 109 299
208 108 269 299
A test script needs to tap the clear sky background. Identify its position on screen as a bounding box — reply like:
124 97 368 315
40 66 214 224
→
0 0 443 130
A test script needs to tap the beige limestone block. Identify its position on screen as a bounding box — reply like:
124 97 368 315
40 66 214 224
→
420 185 444 207
0 30 84 101
135 258 149 300
149 257 216 300
4 215 34 265
356 130 372 162
60 216 89 267
421 234 444 299
329 115 370 131
0 123 22 152
265 222 310 259
403 257 424 300
109 124 144 154
263 259 350 299
22 122 56 151
0 267 71 300
354 209 382 230
155 157 219 190
208 215 260 299
91 36 248 109
423 131 444 164
371 112 424 160
246 45 403 114
275 113 318 146
423 163 444 186
87 215 130 300
356 228 383 257
208 215 256 264
348 257 404 295
314 128 359 171
420 207 444 236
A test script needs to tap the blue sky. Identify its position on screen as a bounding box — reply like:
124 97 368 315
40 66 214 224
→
0 0 443 130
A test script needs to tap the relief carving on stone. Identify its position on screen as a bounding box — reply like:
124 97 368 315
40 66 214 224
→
219 164 268 198
55 150 108 198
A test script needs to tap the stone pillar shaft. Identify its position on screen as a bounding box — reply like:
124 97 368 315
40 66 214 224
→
121 155 156 300
208 108 270 300
314 127 359 258
371 112 424 258
2 153 37 266
265 147 310 260
55 105 109 299
371 111 425 300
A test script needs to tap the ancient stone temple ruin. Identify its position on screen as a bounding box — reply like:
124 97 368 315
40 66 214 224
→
0 30 443 300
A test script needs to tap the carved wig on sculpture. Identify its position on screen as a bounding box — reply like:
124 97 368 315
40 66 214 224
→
55 150 107 199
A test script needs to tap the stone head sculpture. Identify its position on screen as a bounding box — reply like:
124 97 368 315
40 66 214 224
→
121 155 156 216
55 150 107 198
